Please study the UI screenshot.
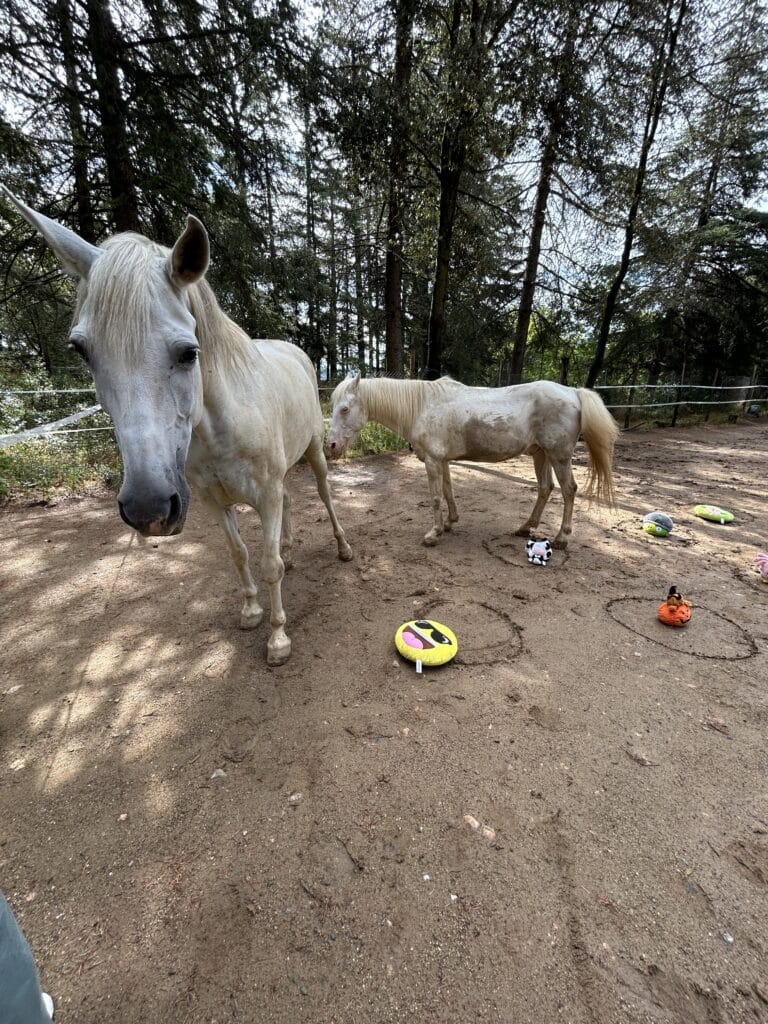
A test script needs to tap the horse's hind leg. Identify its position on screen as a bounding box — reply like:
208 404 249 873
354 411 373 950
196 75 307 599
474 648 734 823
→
305 436 353 561
281 488 294 569
514 449 553 538
442 463 459 530
208 502 264 629
423 456 446 546
550 455 577 549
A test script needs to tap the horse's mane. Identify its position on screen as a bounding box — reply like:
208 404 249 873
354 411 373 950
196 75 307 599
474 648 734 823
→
75 232 252 379
333 376 463 437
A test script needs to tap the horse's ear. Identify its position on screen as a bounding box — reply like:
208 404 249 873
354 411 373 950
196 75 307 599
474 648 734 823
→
169 215 209 288
349 373 361 393
1 185 100 279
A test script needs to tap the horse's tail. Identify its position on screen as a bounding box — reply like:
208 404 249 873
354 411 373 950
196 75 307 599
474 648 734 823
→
577 388 619 505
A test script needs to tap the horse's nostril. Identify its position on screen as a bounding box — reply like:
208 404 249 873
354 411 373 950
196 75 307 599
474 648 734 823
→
168 492 182 524
118 500 133 528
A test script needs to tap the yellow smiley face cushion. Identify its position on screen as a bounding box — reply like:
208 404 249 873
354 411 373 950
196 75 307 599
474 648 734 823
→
395 619 458 667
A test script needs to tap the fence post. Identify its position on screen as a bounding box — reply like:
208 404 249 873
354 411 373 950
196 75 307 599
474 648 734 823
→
670 361 686 427
704 369 718 422
623 366 639 430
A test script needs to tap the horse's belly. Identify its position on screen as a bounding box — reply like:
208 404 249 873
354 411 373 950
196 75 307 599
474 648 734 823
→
455 417 526 462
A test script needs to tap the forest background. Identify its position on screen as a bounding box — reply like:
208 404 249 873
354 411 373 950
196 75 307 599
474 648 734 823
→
1 0 767 492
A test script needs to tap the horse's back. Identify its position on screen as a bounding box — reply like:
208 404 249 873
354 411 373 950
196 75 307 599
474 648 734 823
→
411 380 582 462
253 339 319 394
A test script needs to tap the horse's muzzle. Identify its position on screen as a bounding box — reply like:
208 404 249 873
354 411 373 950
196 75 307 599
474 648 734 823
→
326 439 346 459
118 490 187 536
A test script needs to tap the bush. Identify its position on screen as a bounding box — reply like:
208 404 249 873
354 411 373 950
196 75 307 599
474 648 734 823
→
0 434 122 502
349 421 410 457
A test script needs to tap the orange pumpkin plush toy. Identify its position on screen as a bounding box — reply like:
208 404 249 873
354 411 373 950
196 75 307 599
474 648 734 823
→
657 585 692 627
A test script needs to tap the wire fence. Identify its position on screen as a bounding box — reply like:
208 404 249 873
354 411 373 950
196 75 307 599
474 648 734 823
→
1 380 767 450
594 381 768 429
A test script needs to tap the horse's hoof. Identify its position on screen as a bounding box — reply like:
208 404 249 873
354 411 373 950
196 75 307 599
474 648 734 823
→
514 526 532 537
240 607 264 630
552 538 568 550
338 542 354 562
423 533 440 547
267 635 292 666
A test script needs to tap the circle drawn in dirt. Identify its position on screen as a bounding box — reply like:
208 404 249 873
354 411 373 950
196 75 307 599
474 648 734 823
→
419 597 523 665
483 534 570 569
612 517 696 547
607 596 758 660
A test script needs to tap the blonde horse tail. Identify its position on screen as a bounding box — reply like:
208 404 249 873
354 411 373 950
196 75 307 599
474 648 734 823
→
577 388 619 506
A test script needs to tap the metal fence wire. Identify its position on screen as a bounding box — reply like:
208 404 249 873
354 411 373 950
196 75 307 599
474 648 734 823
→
1 381 767 450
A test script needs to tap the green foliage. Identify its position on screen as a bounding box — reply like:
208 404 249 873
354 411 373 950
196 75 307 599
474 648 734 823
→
0 356 118 500
348 421 410 458
0 434 121 501
1 0 767 461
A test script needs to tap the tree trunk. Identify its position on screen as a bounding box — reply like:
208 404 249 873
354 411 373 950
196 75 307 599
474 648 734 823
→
303 96 319 358
424 0 467 379
585 0 687 388
328 200 338 381
559 354 570 385
84 0 140 232
353 212 366 374
648 1 751 384
409 271 430 377
385 0 415 376
425 0 499 378
509 4 579 384
56 0 96 241
425 132 463 378
508 133 557 384
365 204 383 373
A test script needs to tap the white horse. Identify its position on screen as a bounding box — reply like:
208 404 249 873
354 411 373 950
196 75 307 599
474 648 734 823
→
4 188 352 665
327 375 618 548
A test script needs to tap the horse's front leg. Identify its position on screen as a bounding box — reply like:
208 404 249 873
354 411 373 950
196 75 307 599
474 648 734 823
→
207 503 264 629
514 449 552 538
305 436 353 561
423 456 446 546
258 482 291 666
442 463 459 530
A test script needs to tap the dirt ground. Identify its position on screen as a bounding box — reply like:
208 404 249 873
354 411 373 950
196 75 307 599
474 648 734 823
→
2 419 768 1024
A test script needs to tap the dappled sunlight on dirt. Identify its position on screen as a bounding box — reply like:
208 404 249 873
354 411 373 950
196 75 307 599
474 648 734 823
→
1 423 768 1023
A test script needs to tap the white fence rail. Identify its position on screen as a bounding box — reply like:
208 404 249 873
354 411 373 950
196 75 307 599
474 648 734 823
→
0 403 105 450
1 381 766 451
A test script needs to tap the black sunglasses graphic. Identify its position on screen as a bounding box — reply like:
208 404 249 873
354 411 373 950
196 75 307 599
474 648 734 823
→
412 620 453 646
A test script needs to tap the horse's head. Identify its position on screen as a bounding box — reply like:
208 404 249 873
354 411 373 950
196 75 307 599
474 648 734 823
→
3 187 208 536
327 374 367 458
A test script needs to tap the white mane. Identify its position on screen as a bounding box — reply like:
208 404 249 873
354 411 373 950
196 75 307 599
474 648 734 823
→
333 376 464 438
75 232 252 379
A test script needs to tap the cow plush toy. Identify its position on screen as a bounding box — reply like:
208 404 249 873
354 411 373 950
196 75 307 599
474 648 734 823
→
526 538 552 566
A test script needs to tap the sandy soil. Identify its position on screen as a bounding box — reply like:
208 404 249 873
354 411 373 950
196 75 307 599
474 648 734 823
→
1 419 768 1024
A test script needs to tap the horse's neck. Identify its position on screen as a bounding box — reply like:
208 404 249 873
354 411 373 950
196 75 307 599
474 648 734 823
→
362 379 450 437
191 287 261 414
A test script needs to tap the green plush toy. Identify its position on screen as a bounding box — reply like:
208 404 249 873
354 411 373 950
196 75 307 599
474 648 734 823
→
694 504 734 525
642 511 673 537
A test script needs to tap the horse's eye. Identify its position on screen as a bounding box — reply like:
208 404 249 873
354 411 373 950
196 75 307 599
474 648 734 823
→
178 348 198 365
339 406 348 416
68 340 89 364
